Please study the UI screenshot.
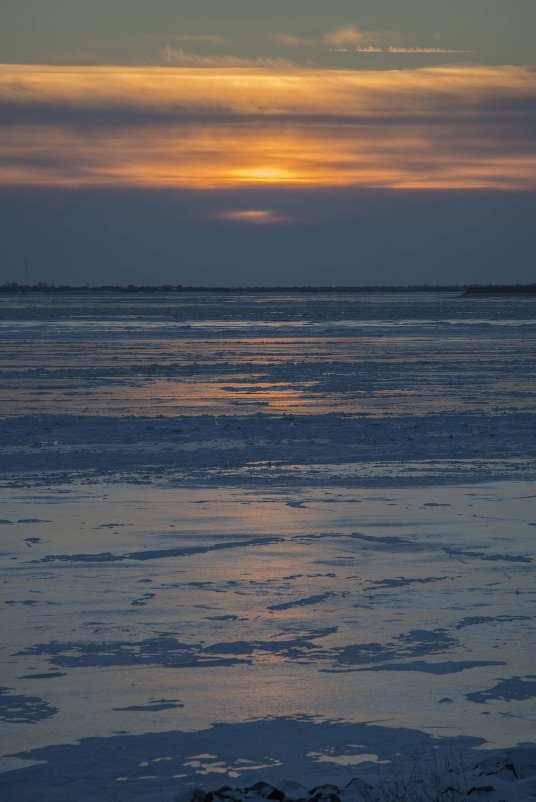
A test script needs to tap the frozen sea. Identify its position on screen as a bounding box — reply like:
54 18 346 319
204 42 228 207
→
0 291 535 802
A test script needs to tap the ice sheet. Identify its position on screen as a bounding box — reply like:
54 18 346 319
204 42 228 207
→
0 291 535 801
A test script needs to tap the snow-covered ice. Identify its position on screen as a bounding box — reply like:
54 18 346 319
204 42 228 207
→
0 291 535 801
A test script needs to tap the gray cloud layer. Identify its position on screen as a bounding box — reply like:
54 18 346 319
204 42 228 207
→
1 186 535 285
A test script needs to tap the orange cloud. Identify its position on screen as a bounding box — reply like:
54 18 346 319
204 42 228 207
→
270 33 317 47
0 64 534 190
215 209 294 223
334 46 471 54
272 26 470 56
323 26 393 48
160 47 295 69
386 46 470 53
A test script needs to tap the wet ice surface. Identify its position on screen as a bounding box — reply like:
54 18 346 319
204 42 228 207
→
2 484 535 800
1 292 536 423
0 292 535 801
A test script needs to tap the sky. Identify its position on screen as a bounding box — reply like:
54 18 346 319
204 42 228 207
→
0 0 535 285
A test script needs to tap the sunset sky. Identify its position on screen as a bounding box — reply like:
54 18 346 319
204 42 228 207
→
1 0 535 285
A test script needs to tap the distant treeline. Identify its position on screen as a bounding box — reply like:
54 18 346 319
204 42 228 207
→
463 284 536 295
0 282 535 294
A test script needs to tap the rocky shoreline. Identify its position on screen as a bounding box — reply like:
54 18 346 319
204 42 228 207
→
178 747 536 802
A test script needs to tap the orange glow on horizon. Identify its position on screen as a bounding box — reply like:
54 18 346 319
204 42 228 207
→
216 209 292 223
0 63 535 191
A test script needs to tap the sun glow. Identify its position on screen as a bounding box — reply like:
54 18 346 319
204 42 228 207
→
0 64 535 190
216 209 291 223
230 167 298 184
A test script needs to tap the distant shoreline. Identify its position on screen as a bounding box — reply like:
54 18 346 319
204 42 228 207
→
1 283 535 295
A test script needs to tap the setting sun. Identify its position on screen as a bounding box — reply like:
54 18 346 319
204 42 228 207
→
230 167 298 184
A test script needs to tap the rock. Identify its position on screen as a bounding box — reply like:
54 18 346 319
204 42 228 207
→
505 747 536 780
340 777 372 801
277 780 309 800
174 789 206 802
309 784 341 802
249 781 285 800
206 785 233 801
476 747 536 781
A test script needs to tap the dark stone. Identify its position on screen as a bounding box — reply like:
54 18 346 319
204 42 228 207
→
250 781 284 799
213 787 233 799
309 785 339 794
309 788 341 802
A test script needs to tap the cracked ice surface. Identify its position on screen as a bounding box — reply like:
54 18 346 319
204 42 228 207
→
0 291 535 801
